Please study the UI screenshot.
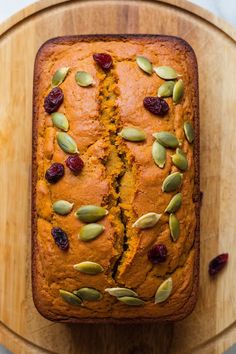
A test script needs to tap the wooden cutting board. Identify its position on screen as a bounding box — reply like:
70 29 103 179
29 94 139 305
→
1 0 236 353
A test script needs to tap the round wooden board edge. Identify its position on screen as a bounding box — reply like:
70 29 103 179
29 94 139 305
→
0 0 236 42
0 322 52 354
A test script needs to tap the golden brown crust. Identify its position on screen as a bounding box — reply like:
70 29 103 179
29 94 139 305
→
32 35 200 323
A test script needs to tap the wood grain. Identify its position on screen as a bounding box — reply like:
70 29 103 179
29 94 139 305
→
1 0 236 353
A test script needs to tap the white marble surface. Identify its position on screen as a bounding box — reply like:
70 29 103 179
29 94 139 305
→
0 0 236 27
0 0 235 354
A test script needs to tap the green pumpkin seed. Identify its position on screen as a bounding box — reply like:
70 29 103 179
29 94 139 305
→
169 213 180 241
155 277 172 304
51 112 69 132
56 132 79 154
52 67 70 87
173 79 184 103
75 205 108 223
184 121 194 143
105 287 138 298
132 212 162 229
136 56 153 75
176 147 186 156
79 223 104 241
117 296 145 306
52 200 74 215
75 71 94 87
118 127 146 142
152 141 166 168
172 152 188 171
157 81 175 98
59 289 82 306
73 261 104 275
162 172 183 192
73 288 102 301
165 193 182 213
154 66 178 80
153 131 179 148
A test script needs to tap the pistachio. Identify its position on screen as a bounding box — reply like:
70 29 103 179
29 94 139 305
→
153 131 179 148
73 288 102 301
155 277 173 304
165 193 182 213
59 289 82 306
132 212 162 229
169 213 180 241
173 79 184 104
52 67 70 87
117 296 145 306
136 56 153 75
162 172 183 192
157 81 175 98
56 132 79 154
172 152 188 171
105 287 138 298
118 127 146 142
184 121 194 143
154 66 178 80
75 205 108 223
73 261 104 275
75 71 94 87
51 112 69 132
52 200 74 215
152 141 166 168
79 223 104 242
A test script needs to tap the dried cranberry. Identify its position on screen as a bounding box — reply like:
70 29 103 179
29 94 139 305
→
44 87 64 114
209 253 228 276
93 53 113 71
143 97 169 116
148 244 168 264
65 154 84 174
51 227 69 250
45 163 64 183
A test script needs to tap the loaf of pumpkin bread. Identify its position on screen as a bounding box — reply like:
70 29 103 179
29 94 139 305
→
32 35 200 322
